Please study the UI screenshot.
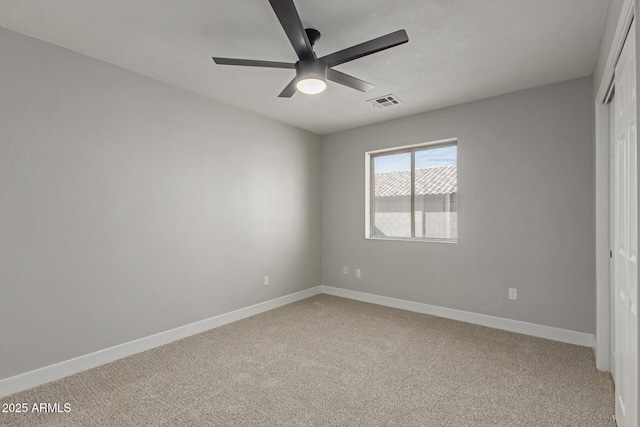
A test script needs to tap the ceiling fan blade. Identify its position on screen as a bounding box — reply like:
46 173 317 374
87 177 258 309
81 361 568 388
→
326 69 375 92
212 57 295 69
320 29 409 67
268 0 314 60
278 78 298 98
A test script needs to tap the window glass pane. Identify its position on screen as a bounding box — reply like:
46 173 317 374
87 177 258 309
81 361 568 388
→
373 152 411 238
414 146 457 239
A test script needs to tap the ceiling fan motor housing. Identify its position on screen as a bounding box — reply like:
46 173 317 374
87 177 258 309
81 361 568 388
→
295 59 327 82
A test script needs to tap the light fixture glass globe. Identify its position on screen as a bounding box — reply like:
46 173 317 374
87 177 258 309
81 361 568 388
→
296 78 327 95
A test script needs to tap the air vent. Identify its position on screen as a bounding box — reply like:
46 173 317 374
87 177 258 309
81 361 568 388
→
367 94 402 108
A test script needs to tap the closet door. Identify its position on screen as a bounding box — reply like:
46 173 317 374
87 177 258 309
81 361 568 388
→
613 20 638 427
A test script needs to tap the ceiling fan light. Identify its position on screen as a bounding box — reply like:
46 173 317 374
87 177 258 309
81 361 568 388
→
297 78 327 94
295 59 328 95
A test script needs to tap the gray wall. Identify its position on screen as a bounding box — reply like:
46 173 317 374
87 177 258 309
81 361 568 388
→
0 28 320 380
320 77 595 333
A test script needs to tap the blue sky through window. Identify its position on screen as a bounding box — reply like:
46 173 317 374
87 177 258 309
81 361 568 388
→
374 145 457 173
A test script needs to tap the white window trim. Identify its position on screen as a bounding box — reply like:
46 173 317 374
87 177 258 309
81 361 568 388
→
364 137 458 243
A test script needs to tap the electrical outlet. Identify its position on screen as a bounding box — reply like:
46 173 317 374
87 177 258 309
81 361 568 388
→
343 267 348 275
264 276 269 286
508 288 517 300
355 269 361 278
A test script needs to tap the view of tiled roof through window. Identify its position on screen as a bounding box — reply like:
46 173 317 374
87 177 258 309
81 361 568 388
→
374 164 457 197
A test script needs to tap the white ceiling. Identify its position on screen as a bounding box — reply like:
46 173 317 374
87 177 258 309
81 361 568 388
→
1 0 609 135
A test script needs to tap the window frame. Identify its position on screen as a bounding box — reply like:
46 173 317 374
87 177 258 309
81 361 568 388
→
365 138 458 243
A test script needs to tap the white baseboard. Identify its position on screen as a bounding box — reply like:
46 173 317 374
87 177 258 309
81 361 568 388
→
0 286 321 398
1 284 596 398
321 285 595 348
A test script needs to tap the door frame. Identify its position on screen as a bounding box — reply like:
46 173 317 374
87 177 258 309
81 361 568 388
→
594 0 635 373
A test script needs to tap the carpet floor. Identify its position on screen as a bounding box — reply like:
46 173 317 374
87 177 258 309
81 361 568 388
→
0 294 615 426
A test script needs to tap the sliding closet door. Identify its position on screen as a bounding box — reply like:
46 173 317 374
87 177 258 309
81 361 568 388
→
613 20 638 427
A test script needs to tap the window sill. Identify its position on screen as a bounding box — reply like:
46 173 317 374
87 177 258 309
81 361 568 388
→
365 236 458 244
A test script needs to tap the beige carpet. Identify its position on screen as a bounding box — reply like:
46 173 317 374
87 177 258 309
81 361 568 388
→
0 294 615 426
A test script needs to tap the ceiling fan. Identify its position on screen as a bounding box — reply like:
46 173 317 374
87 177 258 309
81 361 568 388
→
212 0 409 97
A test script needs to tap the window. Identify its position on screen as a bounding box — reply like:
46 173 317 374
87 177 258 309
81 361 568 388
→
365 139 457 242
